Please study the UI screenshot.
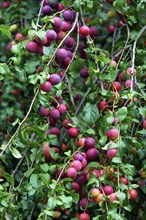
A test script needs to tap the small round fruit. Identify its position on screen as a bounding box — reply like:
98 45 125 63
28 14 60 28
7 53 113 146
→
98 100 108 111
79 198 88 209
39 106 49 117
15 33 24 42
107 148 118 158
107 128 119 139
40 81 52 92
94 193 103 203
68 127 79 138
125 79 135 88
112 81 122 91
108 25 115 34
86 148 99 160
9 24 17 33
109 193 119 203
120 177 129 185
80 26 90 36
85 137 95 149
46 30 57 41
90 27 99 37
66 167 77 179
140 168 146 178
80 67 89 78
78 213 90 220
76 137 85 147
55 48 67 62
90 188 100 198
62 10 75 22
143 120 146 129
50 109 60 120
57 104 67 115
49 74 61 85
103 185 114 195
71 160 82 171
72 182 80 192
42 5 52 15
26 42 39 53
107 11 115 18
127 67 137 76
128 189 138 200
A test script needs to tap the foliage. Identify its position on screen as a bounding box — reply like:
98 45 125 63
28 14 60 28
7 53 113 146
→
0 0 146 219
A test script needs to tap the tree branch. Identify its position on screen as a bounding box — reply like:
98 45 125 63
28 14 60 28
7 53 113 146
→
46 12 79 67
36 0 45 29
0 88 39 157
131 24 146 90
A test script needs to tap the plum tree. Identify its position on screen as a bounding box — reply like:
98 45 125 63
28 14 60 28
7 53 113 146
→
0 0 145 219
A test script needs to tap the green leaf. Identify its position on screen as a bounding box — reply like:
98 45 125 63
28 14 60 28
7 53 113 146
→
102 142 118 150
64 150 71 156
83 103 100 125
87 162 100 168
87 177 99 187
112 157 122 163
40 163 50 172
11 44 21 54
41 173 50 186
116 107 127 122
71 193 80 204
43 44 54 56
49 134 59 146
115 192 126 201
1 200 8 207
85 128 96 135
31 20 37 30
49 179 57 190
3 172 14 186
0 63 11 75
11 148 22 159
73 0 80 11
47 197 57 210
35 30 46 40
0 25 11 39
59 195 72 208
43 210 56 217
106 115 114 124
139 107 146 118
30 174 38 188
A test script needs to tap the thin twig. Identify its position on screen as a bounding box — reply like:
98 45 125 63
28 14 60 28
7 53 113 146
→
80 5 105 92
131 24 146 90
12 133 36 177
131 123 136 137
29 204 36 220
46 12 79 67
0 88 39 157
17 146 39 188
116 21 130 69
36 0 45 29
62 23 80 110
62 23 80 81
111 19 120 57
65 75 76 109
74 65 108 116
